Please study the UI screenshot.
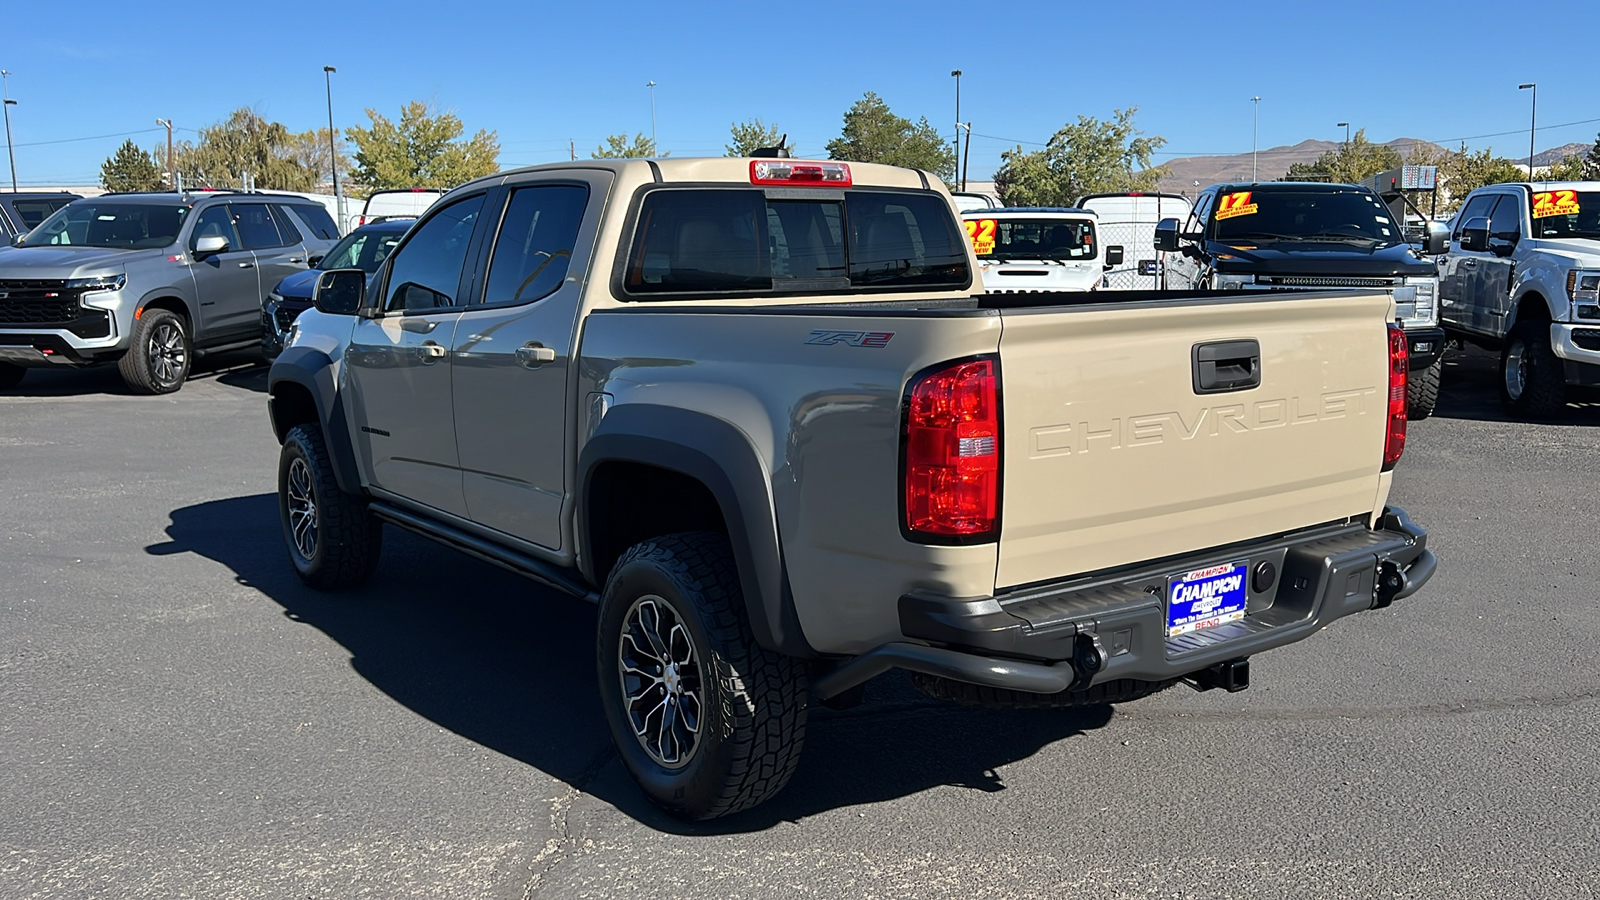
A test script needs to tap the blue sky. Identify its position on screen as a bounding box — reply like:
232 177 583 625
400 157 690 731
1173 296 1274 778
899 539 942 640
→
6 0 1599 188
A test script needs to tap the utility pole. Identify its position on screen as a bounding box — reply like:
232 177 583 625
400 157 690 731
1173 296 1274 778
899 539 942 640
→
951 69 962 183
156 118 174 189
2 70 16 192
324 66 343 227
1519 83 1537 178
646 81 658 156
570 139 576 161
1251 96 1261 182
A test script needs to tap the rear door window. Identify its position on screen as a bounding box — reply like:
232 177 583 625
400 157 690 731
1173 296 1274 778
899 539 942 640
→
232 203 289 250
480 185 589 305
269 205 305 244
621 188 968 297
288 204 339 240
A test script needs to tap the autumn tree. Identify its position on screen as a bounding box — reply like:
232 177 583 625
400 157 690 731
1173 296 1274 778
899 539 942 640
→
993 108 1166 207
174 108 318 191
284 127 351 188
99 139 164 192
346 101 500 193
824 92 954 180
726 119 783 157
592 133 663 159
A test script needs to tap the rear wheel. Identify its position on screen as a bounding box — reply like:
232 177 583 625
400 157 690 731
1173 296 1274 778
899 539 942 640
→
0 363 24 391
1500 321 1566 418
1407 357 1442 420
909 673 1174 708
598 532 808 820
117 308 191 394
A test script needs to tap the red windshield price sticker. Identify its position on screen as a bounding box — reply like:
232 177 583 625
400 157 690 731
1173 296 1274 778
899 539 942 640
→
965 218 997 255
1215 191 1258 220
1532 190 1580 219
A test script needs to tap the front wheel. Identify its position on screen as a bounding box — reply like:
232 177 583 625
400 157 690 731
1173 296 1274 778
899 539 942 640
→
1407 357 1442 420
117 308 191 394
277 424 382 590
1500 322 1566 418
597 532 808 820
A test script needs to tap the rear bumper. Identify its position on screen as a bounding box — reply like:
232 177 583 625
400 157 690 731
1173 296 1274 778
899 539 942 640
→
1402 326 1446 369
812 507 1434 700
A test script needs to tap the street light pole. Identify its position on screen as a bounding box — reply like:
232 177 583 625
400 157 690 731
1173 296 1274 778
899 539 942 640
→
646 81 658 156
156 118 173 190
1337 121 1350 153
951 69 962 184
1519 83 1537 178
324 66 343 226
1 70 16 192
1251 96 1261 182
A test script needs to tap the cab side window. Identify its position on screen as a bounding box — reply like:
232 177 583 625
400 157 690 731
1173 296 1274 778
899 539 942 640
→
1487 194 1523 244
480 185 589 305
1188 192 1214 235
189 205 241 251
382 194 486 312
1453 194 1496 241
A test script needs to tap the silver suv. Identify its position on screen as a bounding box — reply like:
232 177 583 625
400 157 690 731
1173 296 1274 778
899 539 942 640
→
0 190 340 393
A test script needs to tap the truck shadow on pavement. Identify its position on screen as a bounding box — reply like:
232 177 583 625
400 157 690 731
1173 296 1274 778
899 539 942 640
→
5 351 267 397
148 493 1114 833
1433 345 1600 425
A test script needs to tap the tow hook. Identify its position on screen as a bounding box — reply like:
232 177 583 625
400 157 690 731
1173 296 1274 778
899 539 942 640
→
1069 632 1107 690
1373 561 1407 609
1188 657 1250 693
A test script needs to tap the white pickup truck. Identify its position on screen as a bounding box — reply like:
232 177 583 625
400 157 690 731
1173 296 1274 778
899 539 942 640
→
1440 181 1600 416
961 207 1120 292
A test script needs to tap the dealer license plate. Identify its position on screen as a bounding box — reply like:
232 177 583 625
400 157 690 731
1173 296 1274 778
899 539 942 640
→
1167 562 1249 637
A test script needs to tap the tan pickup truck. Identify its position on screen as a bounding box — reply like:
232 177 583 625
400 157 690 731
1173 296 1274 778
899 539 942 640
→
267 156 1436 820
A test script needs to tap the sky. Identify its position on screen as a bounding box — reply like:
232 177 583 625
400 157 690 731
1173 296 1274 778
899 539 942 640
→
5 0 1599 189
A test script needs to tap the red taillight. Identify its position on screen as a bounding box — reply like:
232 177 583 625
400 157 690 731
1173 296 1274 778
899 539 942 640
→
749 160 852 186
904 358 1000 539
357 215 367 226
1383 325 1408 471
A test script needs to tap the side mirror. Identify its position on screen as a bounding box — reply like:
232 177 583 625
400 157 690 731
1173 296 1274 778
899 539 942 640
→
1104 245 1125 268
1154 218 1182 252
1422 222 1449 255
193 234 229 256
313 268 367 316
1459 217 1490 253
306 254 324 269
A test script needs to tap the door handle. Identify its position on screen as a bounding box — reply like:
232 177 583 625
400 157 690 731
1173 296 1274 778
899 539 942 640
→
1463 259 1477 268
417 341 448 363
516 342 557 368
289 257 305 264
238 261 255 268
1192 339 1261 394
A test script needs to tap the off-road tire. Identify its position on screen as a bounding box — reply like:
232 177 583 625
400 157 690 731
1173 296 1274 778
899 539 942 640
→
0 363 24 391
598 532 808 820
1406 357 1441 420
909 672 1174 709
117 308 191 394
278 423 382 590
1500 321 1566 419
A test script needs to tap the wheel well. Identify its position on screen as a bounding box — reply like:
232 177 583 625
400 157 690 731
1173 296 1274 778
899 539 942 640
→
269 381 319 443
138 296 191 324
585 461 726 584
1515 293 1551 327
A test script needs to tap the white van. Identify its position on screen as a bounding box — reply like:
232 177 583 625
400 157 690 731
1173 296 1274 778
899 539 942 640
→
950 191 1002 213
1077 192 1192 290
961 207 1118 293
351 189 445 231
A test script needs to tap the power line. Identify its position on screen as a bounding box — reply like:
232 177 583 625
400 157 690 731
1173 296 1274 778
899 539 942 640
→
10 126 164 148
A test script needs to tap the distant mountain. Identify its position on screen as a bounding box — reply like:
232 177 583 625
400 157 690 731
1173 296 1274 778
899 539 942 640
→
1532 142 1588 166
1153 138 1443 193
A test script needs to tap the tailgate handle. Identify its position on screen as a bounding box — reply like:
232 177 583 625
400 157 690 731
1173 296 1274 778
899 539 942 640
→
1192 339 1260 394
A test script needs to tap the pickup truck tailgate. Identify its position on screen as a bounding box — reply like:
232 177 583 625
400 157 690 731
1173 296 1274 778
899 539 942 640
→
996 291 1392 589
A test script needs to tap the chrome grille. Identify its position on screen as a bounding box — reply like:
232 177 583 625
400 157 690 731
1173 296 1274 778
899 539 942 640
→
1259 275 1400 288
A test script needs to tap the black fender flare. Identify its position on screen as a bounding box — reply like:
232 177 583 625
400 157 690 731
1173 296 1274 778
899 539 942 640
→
267 345 361 495
578 404 812 657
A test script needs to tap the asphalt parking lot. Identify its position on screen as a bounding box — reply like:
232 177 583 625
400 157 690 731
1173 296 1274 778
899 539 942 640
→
2 347 1598 900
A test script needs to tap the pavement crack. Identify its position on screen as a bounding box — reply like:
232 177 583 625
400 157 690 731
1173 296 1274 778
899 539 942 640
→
520 745 617 900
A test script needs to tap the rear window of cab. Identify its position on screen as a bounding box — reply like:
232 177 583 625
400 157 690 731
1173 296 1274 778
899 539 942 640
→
620 188 970 298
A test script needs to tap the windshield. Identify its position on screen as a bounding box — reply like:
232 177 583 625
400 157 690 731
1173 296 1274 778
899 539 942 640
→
966 217 1097 261
1210 189 1400 245
22 203 187 250
1528 190 1600 239
319 229 404 272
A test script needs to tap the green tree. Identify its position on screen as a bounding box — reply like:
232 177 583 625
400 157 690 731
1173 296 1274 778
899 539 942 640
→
1586 131 1600 180
591 133 663 159
1541 153 1586 182
99 139 164 192
177 108 319 191
1280 129 1401 184
1443 145 1526 210
284 127 351 188
992 108 1166 207
346 101 500 193
824 92 954 180
726 119 783 157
